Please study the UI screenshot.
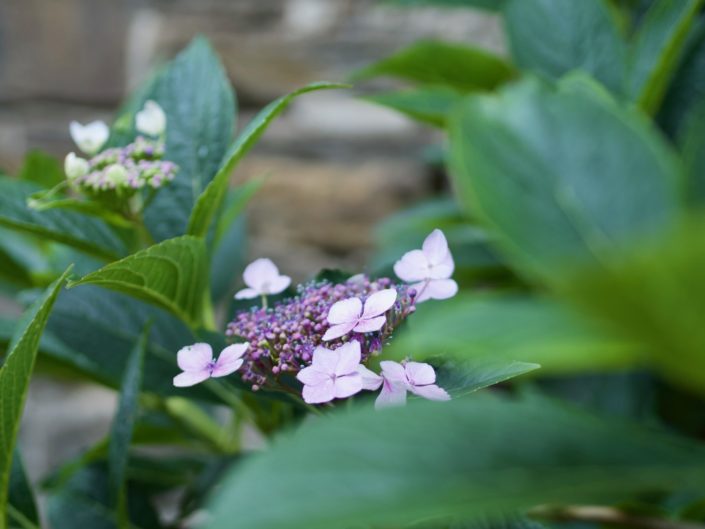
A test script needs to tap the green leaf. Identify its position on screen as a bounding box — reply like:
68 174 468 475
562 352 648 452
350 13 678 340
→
187 82 346 238
387 293 639 372
626 0 704 113
679 98 705 205
212 179 264 248
503 0 627 94
0 229 47 288
142 36 237 241
0 269 69 529
363 86 464 127
8 450 39 529
18 150 64 188
0 177 126 261
108 329 148 529
448 77 683 281
434 358 540 397
208 393 705 529
68 236 208 326
563 219 705 395
352 41 516 92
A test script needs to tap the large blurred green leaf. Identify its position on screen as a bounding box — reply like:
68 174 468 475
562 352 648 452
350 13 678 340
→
0 177 126 261
363 86 463 127
448 77 683 281
108 330 147 529
141 37 236 241
68 236 208 326
187 82 345 239
18 150 64 188
208 393 705 529
0 228 47 288
680 100 705 204
8 450 39 529
503 0 627 94
389 0 503 10
0 269 69 529
353 41 516 92
387 293 639 372
626 0 703 113
563 219 705 395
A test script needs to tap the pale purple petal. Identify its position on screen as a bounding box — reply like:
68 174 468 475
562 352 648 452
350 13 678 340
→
333 373 363 399
419 279 458 302
266 275 291 295
334 341 362 376
234 287 260 300
428 251 455 280
243 258 280 291
211 358 243 378
353 316 387 333
310 346 340 373
375 378 407 409
410 384 451 401
322 321 357 341
422 229 450 266
327 297 362 324
211 343 248 377
296 366 330 385
173 370 211 387
361 289 397 318
357 364 383 390
393 250 429 282
404 361 436 386
380 360 408 383
176 343 213 372
302 379 336 404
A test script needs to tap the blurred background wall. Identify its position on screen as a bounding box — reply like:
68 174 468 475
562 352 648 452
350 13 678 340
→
0 0 503 481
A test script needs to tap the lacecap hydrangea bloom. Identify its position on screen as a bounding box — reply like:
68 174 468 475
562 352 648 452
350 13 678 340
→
64 100 177 196
175 229 457 408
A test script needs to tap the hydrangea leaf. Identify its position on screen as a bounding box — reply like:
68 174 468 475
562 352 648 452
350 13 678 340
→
363 86 464 127
208 393 705 529
0 177 126 261
0 268 70 529
67 236 208 327
186 82 347 239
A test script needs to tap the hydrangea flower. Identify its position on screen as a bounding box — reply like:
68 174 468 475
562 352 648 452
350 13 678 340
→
70 120 109 155
394 229 458 302
235 258 291 301
376 360 450 408
173 343 248 387
136 100 167 137
226 276 415 390
322 288 397 341
296 341 365 404
64 152 90 180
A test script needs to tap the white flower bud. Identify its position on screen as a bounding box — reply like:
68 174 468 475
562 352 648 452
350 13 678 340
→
135 100 167 137
64 152 89 180
69 120 109 155
105 164 128 186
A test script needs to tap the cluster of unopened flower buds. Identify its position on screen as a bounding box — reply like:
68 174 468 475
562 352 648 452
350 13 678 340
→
174 229 459 409
63 101 177 195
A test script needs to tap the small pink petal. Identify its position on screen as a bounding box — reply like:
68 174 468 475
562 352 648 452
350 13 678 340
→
333 373 363 399
173 370 211 387
211 343 248 377
302 379 336 404
296 366 330 386
177 343 213 372
327 297 362 324
234 287 259 300
428 251 455 280
334 341 362 376
380 360 407 383
375 379 407 409
310 346 340 373
267 275 291 295
405 361 436 386
322 321 357 341
357 365 383 390
353 315 387 333
411 384 451 401
393 250 429 282
422 229 450 266
419 279 458 302
361 289 397 318
243 258 280 291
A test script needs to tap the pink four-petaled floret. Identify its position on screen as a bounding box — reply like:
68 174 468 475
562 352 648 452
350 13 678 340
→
322 288 397 341
296 341 366 404
173 342 249 387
